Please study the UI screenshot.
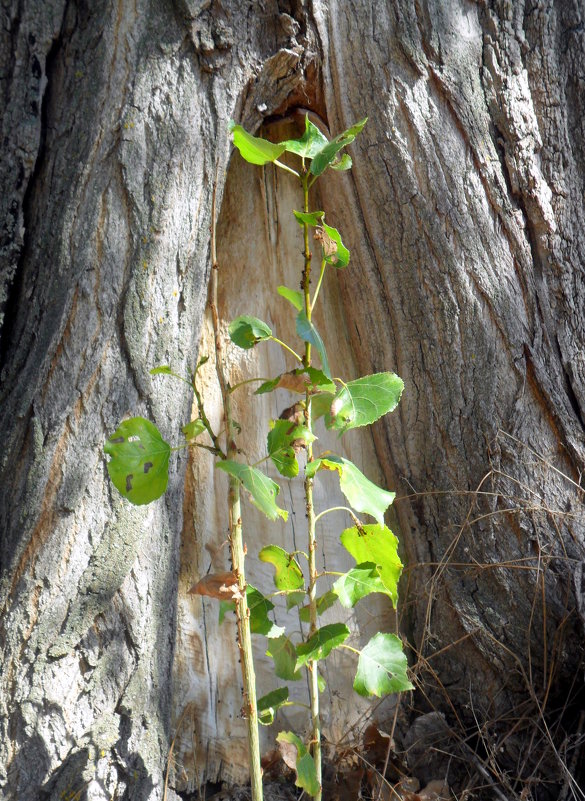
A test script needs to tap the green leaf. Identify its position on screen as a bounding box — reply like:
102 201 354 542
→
306 455 394 525
255 376 282 395
277 732 320 798
266 635 302 681
353 632 413 697
296 311 330 379
182 419 207 440
267 419 315 478
310 118 367 177
282 115 329 158
320 223 350 268
216 460 288 521
228 315 272 349
218 586 283 638
340 524 402 607
257 687 290 725
105 417 171 506
259 544 305 591
305 367 336 393
327 372 404 432
310 392 334 424
293 209 325 227
277 285 304 311
229 120 286 165
331 153 352 171
149 365 173 375
295 623 350 669
247 586 284 638
285 590 306 610
333 563 390 608
299 590 338 623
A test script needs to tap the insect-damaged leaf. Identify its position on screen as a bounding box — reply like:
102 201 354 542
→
105 417 170 505
217 460 288 521
353 632 413 697
276 732 320 797
259 544 304 591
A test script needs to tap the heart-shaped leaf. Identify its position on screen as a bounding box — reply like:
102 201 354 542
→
295 623 350 669
105 417 171 505
353 632 413 697
228 315 272 349
259 544 304 591
340 524 402 607
217 460 288 521
327 372 404 432
230 120 286 165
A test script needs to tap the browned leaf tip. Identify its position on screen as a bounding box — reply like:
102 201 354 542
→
277 738 299 771
189 571 244 600
276 371 310 394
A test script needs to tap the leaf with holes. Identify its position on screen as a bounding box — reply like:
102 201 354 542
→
217 461 288 521
353 633 413 697
257 687 290 725
277 732 320 797
229 315 272 349
333 563 389 608
296 311 330 378
229 120 286 165
259 544 304 591
327 372 404 433
295 623 350 669
105 417 171 505
340 524 402 607
331 153 352 171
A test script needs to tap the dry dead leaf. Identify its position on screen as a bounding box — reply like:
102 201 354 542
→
315 227 338 261
418 780 450 800
277 738 298 771
279 402 304 425
276 371 310 393
188 571 243 600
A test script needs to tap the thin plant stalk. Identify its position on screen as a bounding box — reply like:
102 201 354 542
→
209 183 263 801
301 170 322 801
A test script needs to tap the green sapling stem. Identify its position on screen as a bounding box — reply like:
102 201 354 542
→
210 183 263 801
301 170 322 801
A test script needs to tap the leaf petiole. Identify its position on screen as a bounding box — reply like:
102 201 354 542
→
314 505 361 525
273 159 300 177
311 257 327 311
269 336 303 363
229 377 273 394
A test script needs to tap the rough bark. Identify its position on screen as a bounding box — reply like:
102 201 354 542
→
1 1 584 800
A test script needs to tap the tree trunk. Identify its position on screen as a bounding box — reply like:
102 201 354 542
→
1 2 584 800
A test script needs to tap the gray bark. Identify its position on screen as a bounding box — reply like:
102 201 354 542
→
1 1 584 800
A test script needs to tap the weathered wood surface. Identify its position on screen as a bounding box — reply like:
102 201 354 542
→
1 1 584 799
